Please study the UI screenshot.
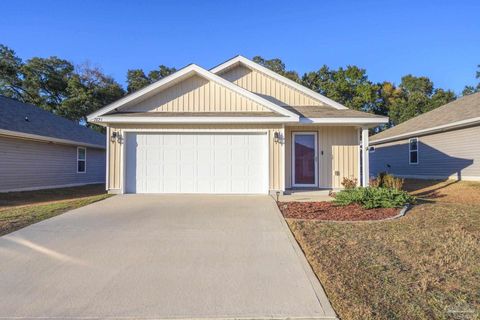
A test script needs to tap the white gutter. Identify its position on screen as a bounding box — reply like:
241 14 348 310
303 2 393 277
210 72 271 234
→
371 117 480 145
299 117 389 124
89 116 297 124
0 129 105 149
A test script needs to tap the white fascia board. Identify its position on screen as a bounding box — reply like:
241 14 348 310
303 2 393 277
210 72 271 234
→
87 64 299 121
370 117 480 145
210 55 349 110
0 129 105 149
299 117 389 124
92 116 297 124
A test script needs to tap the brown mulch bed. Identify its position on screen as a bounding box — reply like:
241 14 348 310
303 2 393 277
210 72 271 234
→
278 201 400 221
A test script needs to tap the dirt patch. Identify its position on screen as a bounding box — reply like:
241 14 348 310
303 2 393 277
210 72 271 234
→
278 201 399 221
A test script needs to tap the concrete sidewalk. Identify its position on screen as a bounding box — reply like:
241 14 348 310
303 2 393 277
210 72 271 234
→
0 195 336 319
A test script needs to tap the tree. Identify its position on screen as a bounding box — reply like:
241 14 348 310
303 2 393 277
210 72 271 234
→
0 44 124 131
252 56 301 82
127 65 176 93
61 63 125 126
21 56 75 113
462 65 480 95
386 75 456 125
302 65 381 113
0 45 24 100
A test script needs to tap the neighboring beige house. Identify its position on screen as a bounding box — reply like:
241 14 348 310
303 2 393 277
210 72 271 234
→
0 96 106 192
370 92 480 181
88 56 387 194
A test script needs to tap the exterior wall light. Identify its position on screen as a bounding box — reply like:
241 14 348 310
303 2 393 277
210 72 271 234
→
111 131 122 143
274 131 284 144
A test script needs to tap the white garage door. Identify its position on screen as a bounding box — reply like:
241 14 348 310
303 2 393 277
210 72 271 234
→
125 132 268 194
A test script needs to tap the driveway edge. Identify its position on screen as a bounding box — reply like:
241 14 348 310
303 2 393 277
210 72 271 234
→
270 198 338 320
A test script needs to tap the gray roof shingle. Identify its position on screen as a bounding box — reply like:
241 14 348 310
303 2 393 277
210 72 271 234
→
0 96 105 148
371 92 480 143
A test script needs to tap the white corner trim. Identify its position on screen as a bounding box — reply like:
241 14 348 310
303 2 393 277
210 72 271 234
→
0 129 105 149
92 116 296 124
299 117 389 124
371 117 480 145
0 182 104 193
210 55 348 110
87 64 299 121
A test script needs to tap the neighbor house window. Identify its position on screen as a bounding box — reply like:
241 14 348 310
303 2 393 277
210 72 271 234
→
409 138 418 164
77 147 86 173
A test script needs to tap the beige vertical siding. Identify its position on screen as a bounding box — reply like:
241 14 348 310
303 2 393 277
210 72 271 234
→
0 135 105 192
125 75 270 113
285 126 359 189
218 65 323 107
371 125 480 180
108 129 122 190
107 124 284 192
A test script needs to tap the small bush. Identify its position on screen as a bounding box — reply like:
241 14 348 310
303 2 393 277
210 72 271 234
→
372 172 404 190
341 177 358 189
369 177 381 188
334 187 414 209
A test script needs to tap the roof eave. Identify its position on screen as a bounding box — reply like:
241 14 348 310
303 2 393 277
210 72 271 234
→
370 117 480 145
299 117 389 125
0 128 105 149
89 115 298 125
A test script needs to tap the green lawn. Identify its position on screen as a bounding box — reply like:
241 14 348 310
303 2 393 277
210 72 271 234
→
288 180 480 320
0 185 111 236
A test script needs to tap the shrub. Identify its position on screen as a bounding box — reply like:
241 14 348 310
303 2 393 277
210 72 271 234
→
341 177 358 189
333 187 414 209
372 172 404 190
369 177 381 188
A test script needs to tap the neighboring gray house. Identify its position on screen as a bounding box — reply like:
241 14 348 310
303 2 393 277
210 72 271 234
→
370 92 480 181
0 96 106 192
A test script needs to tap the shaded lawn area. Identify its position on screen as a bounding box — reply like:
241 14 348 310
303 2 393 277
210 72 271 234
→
0 184 107 209
0 184 111 236
288 180 480 320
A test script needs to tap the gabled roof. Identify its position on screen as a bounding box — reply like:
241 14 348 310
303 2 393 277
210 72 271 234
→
371 92 480 144
87 64 299 122
210 55 348 110
0 96 105 148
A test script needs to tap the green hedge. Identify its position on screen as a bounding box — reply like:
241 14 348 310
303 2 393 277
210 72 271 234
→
334 187 414 209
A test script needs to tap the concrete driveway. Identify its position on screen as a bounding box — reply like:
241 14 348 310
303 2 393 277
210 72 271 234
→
0 195 336 319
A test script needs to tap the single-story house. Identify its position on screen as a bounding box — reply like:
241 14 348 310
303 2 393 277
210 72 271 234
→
0 96 106 192
87 56 388 194
370 92 480 181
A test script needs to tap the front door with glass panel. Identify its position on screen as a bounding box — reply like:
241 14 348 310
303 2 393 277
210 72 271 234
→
292 132 318 187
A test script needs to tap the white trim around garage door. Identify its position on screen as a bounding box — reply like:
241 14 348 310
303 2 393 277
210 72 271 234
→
120 129 270 194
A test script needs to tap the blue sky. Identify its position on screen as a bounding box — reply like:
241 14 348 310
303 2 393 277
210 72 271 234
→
1 0 479 94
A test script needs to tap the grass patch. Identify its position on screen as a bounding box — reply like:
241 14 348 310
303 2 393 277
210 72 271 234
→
288 180 480 319
0 186 111 236
0 184 107 209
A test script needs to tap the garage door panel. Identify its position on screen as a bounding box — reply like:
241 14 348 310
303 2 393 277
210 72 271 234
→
126 132 267 194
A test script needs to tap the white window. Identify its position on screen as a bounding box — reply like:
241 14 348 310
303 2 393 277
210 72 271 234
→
77 147 86 173
409 138 418 164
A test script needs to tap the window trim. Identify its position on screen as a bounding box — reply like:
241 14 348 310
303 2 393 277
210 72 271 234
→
77 147 87 173
409 138 419 165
